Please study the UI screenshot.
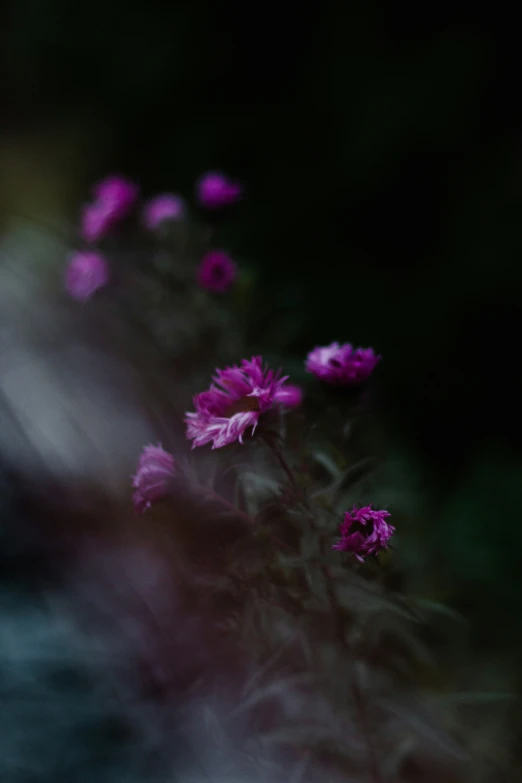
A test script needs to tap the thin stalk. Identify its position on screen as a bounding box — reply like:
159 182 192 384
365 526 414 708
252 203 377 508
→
203 486 254 525
309 515 383 783
323 550 383 782
264 436 299 492
264 435 382 779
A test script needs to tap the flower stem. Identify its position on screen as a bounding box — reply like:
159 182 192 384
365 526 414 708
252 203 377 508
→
302 508 383 783
319 534 383 783
204 487 254 525
264 437 298 492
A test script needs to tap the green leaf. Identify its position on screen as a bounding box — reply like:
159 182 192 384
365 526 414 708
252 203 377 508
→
410 598 466 625
310 450 341 479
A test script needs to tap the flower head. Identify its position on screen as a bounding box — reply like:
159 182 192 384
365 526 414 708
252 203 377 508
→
197 171 243 209
65 251 109 301
332 505 394 561
185 357 296 449
270 383 303 408
132 444 177 514
306 342 380 385
197 250 237 293
142 193 185 230
80 201 115 243
80 175 138 243
93 175 139 219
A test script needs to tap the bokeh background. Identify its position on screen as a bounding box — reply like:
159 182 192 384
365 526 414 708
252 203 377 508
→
2 0 522 766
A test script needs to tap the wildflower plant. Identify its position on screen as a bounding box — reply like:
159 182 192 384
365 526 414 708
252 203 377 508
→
58 170 487 782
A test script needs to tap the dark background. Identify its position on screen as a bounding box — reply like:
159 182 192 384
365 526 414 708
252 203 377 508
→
2 0 522 686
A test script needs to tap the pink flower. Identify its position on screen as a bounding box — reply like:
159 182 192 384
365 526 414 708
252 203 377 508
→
65 251 109 301
197 171 243 209
142 193 185 230
269 383 303 408
93 175 139 219
332 505 394 561
197 250 237 293
306 342 380 385
132 444 177 514
80 175 139 243
80 201 115 243
185 356 297 449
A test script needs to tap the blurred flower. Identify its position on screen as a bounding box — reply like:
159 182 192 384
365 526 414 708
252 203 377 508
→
185 356 296 449
65 251 109 301
332 505 394 561
132 444 177 514
80 201 115 243
197 171 243 209
142 193 185 230
271 383 303 408
306 342 380 385
93 175 139 219
197 250 237 293
80 175 138 243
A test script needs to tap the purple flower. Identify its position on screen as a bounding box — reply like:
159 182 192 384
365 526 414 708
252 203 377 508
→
270 383 303 408
306 342 380 385
132 444 177 514
197 250 237 293
80 175 139 243
185 356 297 449
332 505 394 561
142 193 185 230
65 251 109 301
93 175 139 219
80 201 115 243
197 171 243 209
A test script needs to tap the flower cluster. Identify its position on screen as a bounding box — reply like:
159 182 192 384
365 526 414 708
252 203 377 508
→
182 340 380 452
332 505 394 561
67 170 243 302
73 171 393 559
134 341 392 558
185 356 300 450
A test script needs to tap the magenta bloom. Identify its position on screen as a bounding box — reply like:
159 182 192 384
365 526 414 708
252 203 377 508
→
80 175 138 243
93 175 139 219
197 171 243 209
197 250 237 293
132 444 177 514
306 342 380 385
332 505 394 561
65 251 109 301
185 356 296 449
269 383 303 408
80 201 115 243
142 193 185 230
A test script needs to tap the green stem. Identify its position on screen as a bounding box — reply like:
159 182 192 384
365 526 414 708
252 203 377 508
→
321 543 383 783
306 510 383 783
264 439 382 779
264 437 298 492
204 487 254 525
